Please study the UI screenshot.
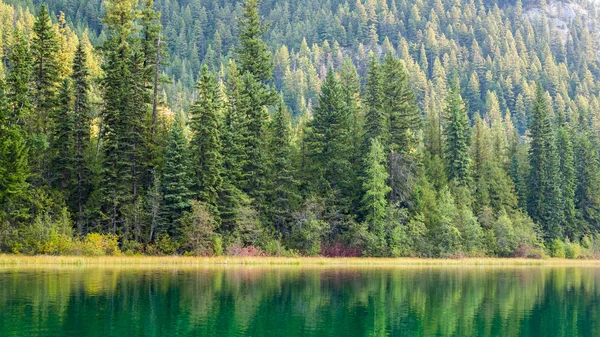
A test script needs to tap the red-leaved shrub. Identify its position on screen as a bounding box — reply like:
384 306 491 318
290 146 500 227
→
226 243 266 257
320 243 362 257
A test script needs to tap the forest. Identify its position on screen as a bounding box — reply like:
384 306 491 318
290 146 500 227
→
1 0 600 257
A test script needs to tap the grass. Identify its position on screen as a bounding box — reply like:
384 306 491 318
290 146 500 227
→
2 255 600 269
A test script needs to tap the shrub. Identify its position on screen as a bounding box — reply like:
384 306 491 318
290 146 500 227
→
82 233 121 256
320 242 362 257
550 239 566 258
225 243 266 257
179 201 218 256
155 234 179 255
565 241 581 259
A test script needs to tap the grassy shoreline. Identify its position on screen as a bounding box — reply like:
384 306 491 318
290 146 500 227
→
2 255 600 268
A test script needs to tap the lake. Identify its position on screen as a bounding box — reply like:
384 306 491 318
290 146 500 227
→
0 265 599 336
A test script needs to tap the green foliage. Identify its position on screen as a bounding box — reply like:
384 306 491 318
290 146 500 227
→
528 85 562 241
444 83 471 186
179 200 219 256
550 239 566 258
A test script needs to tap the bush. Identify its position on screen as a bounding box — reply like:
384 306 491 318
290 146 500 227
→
550 239 566 258
179 201 218 256
225 243 266 257
155 234 179 255
565 241 581 259
82 233 121 256
320 242 362 257
288 200 328 256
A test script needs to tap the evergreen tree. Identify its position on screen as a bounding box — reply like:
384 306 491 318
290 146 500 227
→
71 43 92 231
304 70 352 204
361 137 391 253
161 114 192 237
189 66 223 218
574 133 600 233
528 85 562 240
444 82 471 186
266 100 299 235
219 61 247 231
382 53 421 153
31 4 60 134
50 79 74 191
556 126 576 238
363 55 386 147
6 30 32 127
237 0 274 83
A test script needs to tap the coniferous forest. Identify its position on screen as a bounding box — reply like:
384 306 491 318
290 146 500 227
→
1 0 600 257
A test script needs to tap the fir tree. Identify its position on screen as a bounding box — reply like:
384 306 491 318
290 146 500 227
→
304 70 352 203
382 53 421 153
528 85 563 240
237 0 274 83
6 30 32 127
444 82 471 186
71 43 92 231
266 100 299 235
189 66 223 219
50 79 74 191
31 4 60 134
362 55 386 148
361 137 391 253
161 114 192 237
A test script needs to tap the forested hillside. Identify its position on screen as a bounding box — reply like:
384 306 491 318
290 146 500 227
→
1 0 600 257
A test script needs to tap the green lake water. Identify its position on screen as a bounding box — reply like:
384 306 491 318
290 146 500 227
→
1 266 599 336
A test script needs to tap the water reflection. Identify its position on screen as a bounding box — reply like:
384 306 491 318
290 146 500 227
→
0 266 599 337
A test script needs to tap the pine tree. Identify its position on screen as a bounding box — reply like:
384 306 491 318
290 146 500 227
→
161 114 192 237
189 66 223 219
528 85 563 240
361 137 391 253
444 82 471 186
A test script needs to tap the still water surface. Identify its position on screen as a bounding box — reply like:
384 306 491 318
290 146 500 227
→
0 266 599 336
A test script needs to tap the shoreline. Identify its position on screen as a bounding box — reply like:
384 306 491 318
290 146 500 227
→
2 255 600 268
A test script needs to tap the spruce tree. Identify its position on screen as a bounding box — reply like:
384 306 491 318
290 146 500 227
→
50 79 74 192
382 53 421 153
444 82 471 186
219 61 247 231
31 4 60 134
71 43 92 231
304 70 352 203
266 100 299 235
99 0 141 232
574 133 600 233
556 126 576 238
6 30 32 127
237 0 273 83
528 85 562 240
189 65 223 219
161 114 192 237
363 55 386 148
361 137 391 253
